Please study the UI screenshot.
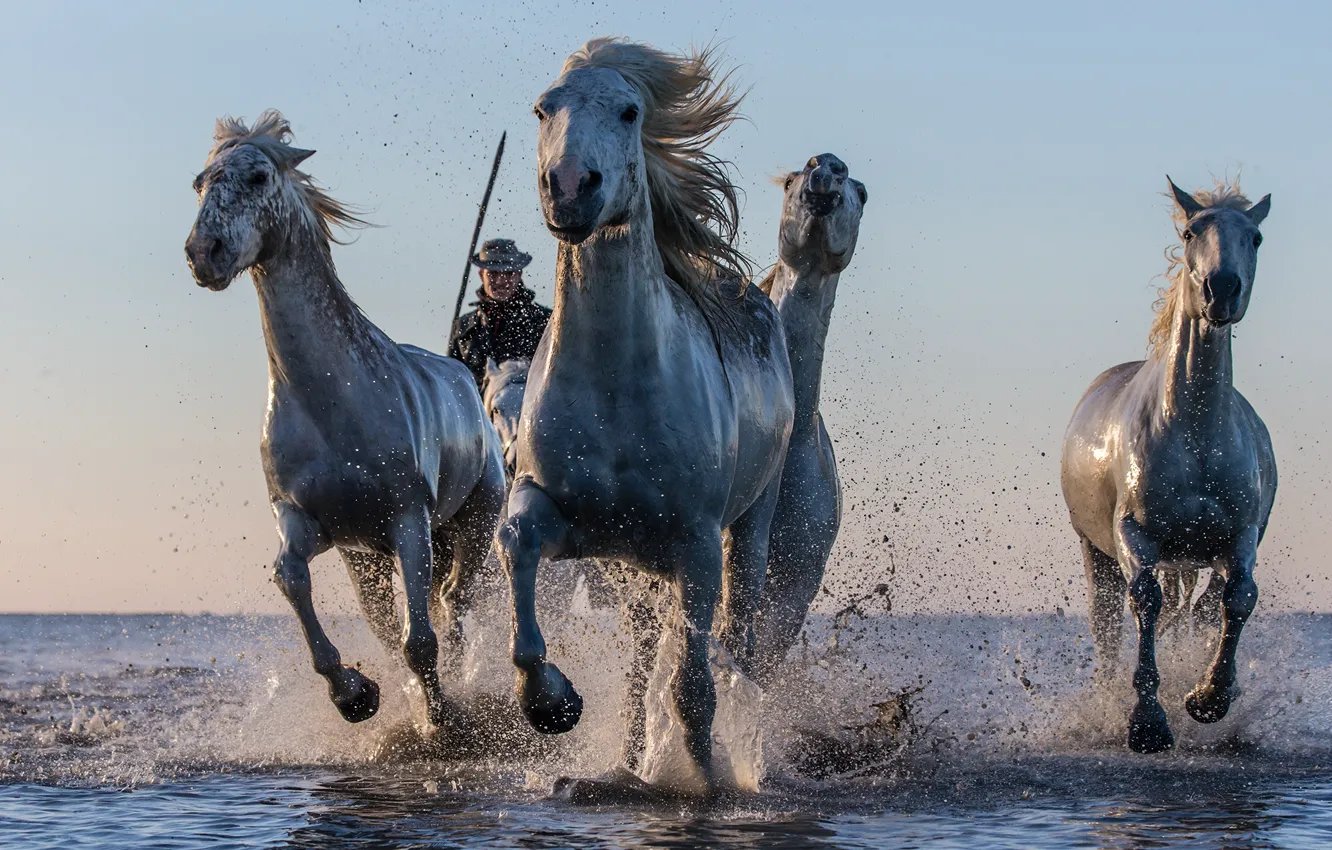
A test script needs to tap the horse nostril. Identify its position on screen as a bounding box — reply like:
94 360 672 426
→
208 239 227 267
584 170 602 192
1207 271 1241 300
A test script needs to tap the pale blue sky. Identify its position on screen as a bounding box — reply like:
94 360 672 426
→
1 1 1328 613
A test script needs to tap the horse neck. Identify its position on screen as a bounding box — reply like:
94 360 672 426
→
548 192 671 372
250 221 386 391
1156 292 1235 429
767 262 840 431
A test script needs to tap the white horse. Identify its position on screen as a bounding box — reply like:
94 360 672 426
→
495 39 794 797
184 112 507 728
482 357 529 477
753 153 867 683
1061 178 1275 753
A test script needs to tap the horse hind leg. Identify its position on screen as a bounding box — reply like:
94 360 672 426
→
433 465 504 673
274 504 379 723
1156 570 1196 636
719 479 782 677
1082 536 1126 683
392 505 451 728
1192 567 1226 630
341 549 402 656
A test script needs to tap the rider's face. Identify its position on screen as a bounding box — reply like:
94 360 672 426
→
482 269 522 301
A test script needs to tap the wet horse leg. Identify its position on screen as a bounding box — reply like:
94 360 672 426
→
341 549 402 656
1082 536 1126 683
435 468 505 672
273 503 380 723
719 479 781 676
495 480 580 734
1117 516 1173 753
1192 567 1226 630
668 530 725 793
1186 527 1259 723
621 579 661 772
393 505 450 728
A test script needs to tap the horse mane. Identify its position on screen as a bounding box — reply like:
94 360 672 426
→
1149 179 1253 357
562 38 751 315
207 110 369 245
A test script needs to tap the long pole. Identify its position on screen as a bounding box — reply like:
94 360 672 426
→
447 131 507 349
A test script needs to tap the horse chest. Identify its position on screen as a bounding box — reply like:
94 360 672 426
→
1134 433 1261 551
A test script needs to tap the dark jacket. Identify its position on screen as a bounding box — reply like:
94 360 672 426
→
449 285 552 386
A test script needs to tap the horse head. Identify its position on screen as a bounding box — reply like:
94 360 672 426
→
776 153 867 276
1167 176 1270 329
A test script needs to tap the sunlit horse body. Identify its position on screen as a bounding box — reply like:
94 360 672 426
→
495 39 794 796
752 153 867 683
184 112 507 728
1061 178 1275 753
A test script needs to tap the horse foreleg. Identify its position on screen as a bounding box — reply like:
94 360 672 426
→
668 531 724 794
1082 536 1126 684
495 480 580 734
719 480 781 677
1186 527 1259 723
273 503 380 723
1118 515 1173 753
393 505 450 728
621 577 661 772
341 549 402 656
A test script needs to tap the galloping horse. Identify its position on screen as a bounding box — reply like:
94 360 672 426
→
495 39 794 795
1061 178 1275 753
753 153 867 684
184 112 507 729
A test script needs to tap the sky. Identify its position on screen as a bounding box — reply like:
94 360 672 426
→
1 1 1329 614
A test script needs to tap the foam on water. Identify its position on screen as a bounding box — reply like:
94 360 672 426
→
2 593 1331 792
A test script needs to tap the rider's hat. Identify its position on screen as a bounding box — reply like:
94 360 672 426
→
470 238 532 272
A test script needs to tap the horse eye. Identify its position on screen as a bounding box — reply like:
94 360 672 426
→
620 106 639 123
1253 233 1263 248
249 171 269 187
784 174 795 191
1182 229 1194 242
192 176 204 193
533 107 546 122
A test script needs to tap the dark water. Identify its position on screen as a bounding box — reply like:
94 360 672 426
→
2 610 1331 848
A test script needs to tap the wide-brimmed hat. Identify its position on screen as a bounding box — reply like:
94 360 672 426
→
470 238 532 272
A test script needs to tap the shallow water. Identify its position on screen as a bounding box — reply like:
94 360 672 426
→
2 611 1331 848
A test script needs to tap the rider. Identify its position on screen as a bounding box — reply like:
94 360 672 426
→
448 238 552 387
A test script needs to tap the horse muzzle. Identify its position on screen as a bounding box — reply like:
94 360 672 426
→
184 233 237 291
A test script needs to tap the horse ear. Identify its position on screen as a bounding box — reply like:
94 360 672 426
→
1246 194 1271 226
485 357 500 379
281 147 316 170
1166 176 1204 219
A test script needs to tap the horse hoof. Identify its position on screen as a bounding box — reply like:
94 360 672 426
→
424 687 461 730
552 769 663 805
332 667 380 724
517 663 583 734
1186 685 1238 724
1127 700 1174 754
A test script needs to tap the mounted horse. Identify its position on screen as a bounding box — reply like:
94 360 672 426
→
184 112 507 729
1061 178 1275 752
494 38 794 796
